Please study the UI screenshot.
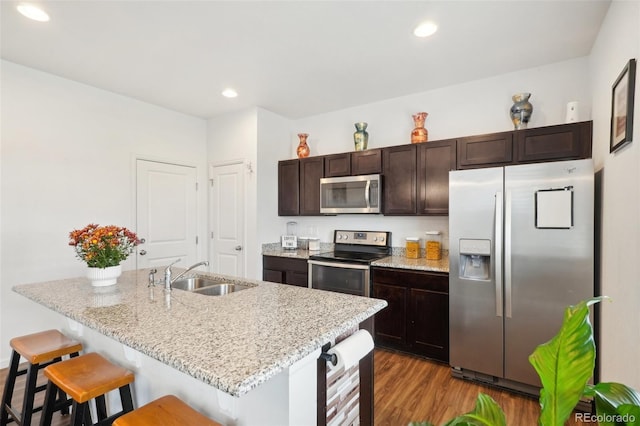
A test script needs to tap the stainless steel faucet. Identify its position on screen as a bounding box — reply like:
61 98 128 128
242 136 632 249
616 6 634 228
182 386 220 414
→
164 259 209 291
164 259 181 291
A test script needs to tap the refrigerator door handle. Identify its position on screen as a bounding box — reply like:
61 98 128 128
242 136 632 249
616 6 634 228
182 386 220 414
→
505 190 513 318
495 191 503 318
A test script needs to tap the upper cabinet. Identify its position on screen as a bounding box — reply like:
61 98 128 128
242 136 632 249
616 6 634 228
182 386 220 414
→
457 131 513 169
278 121 592 216
278 157 324 216
299 157 324 215
515 121 592 163
418 139 457 215
278 159 300 216
457 121 592 169
352 149 382 175
323 149 382 177
324 153 351 177
382 145 417 215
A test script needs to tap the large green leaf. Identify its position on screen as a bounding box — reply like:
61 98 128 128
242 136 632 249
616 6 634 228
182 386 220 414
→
528 297 606 426
441 393 506 426
589 382 640 426
408 394 505 426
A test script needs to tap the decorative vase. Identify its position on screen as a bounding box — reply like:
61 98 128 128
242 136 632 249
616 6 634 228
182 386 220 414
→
510 93 533 130
353 122 369 151
86 264 122 287
411 112 429 143
296 133 310 158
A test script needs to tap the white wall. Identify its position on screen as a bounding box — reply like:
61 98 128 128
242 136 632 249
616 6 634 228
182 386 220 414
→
588 0 640 389
0 61 207 366
287 57 592 248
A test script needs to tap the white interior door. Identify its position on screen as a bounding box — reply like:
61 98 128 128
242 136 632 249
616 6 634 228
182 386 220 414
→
136 159 198 269
210 162 245 277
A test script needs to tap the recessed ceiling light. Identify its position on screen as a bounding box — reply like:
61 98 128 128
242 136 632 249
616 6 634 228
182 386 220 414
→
221 88 238 98
17 3 50 22
414 21 438 38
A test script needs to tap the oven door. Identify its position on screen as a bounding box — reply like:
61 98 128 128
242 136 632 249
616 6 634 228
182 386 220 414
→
308 260 370 297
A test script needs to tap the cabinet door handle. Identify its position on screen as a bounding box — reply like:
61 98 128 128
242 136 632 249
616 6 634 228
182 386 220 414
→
139 250 147 256
235 246 242 251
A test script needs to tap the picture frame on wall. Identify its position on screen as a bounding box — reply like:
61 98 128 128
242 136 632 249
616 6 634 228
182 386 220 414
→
610 58 636 153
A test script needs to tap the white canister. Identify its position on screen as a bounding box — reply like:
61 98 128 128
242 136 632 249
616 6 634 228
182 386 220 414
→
308 238 320 251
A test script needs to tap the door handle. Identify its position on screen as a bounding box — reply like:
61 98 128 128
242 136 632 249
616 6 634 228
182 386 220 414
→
495 191 503 318
139 250 147 256
235 246 242 251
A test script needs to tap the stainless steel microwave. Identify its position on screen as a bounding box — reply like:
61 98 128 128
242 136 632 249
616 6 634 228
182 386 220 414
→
320 174 381 214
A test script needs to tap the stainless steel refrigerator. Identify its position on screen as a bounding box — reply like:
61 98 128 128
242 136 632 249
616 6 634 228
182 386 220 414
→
449 159 594 394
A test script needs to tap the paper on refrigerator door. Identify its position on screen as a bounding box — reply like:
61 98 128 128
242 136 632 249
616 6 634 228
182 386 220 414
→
535 189 573 229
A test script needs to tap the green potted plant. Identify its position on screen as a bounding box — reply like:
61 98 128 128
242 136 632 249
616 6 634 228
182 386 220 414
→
410 297 640 426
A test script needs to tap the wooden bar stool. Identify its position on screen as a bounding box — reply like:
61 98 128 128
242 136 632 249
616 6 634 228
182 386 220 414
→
1 329 82 426
113 395 221 426
39 352 134 426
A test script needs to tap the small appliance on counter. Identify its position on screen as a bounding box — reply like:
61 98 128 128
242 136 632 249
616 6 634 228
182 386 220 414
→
281 221 298 250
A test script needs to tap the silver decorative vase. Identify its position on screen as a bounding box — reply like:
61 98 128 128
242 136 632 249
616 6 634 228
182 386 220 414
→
510 93 533 130
353 122 369 151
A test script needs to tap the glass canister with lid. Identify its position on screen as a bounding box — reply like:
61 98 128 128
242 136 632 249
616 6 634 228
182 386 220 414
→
405 237 420 259
425 231 442 260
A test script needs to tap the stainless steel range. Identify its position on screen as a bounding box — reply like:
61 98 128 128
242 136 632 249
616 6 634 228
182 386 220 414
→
308 230 391 297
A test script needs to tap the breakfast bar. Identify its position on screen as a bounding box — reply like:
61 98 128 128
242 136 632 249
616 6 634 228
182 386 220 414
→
12 269 386 425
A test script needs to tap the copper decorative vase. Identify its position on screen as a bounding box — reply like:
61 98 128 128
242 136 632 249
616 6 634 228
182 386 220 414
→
296 133 310 158
411 112 428 143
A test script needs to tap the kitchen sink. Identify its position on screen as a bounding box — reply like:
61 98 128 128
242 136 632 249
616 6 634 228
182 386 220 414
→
171 276 221 291
192 283 254 296
171 276 255 296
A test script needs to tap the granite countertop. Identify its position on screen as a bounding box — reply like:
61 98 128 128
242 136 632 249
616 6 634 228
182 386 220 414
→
13 270 386 397
262 243 449 273
372 251 449 273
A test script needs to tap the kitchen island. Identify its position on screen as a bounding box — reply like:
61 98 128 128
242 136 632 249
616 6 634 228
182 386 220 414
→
13 269 386 425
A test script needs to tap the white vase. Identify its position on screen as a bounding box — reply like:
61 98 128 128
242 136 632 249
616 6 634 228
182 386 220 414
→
86 264 122 287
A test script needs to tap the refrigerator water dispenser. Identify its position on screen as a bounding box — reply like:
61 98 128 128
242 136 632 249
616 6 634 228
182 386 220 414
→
459 239 491 280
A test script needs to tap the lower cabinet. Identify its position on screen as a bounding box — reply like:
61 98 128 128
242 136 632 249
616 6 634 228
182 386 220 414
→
262 255 308 287
372 267 449 363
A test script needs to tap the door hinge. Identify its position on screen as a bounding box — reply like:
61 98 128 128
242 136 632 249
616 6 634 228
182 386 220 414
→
195 236 199 244
210 178 214 187
210 231 214 239
195 182 198 191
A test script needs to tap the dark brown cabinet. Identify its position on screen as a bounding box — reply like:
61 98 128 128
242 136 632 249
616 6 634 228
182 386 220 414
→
516 121 592 163
382 145 417 215
457 131 514 169
263 255 308 287
324 150 382 177
324 153 351 177
457 121 592 169
352 149 382 175
299 157 324 215
417 139 456 215
278 157 324 216
372 267 449 362
278 159 300 216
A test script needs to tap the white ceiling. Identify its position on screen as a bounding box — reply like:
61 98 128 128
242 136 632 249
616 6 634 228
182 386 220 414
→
1 1 611 119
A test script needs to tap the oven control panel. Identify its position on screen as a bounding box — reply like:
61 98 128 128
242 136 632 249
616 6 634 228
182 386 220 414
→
334 230 390 247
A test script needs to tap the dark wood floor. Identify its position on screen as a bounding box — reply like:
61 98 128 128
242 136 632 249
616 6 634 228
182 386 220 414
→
1 350 588 425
